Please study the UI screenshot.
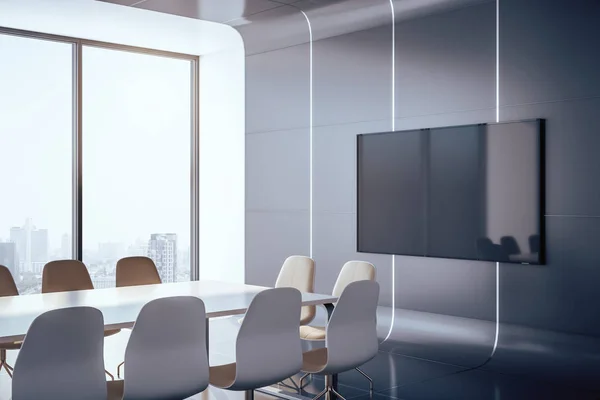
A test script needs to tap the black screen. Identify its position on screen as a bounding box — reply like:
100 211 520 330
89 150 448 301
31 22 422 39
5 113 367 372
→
357 120 544 264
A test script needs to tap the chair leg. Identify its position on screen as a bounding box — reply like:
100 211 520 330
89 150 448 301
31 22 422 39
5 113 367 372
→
330 387 347 400
355 367 373 394
299 372 312 390
117 361 125 378
311 387 329 400
245 389 254 400
0 349 14 378
105 369 115 380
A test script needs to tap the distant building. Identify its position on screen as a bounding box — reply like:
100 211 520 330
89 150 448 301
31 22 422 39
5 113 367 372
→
0 242 19 278
147 233 177 283
10 219 48 273
127 238 149 257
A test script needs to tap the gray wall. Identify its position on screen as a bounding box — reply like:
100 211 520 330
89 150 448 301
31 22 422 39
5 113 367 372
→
240 0 600 336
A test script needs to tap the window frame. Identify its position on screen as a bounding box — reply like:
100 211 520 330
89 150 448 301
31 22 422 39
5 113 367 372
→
0 26 201 282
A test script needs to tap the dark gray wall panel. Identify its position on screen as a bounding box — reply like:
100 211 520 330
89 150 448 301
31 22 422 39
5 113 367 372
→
500 216 600 335
499 98 600 217
246 129 309 211
245 210 310 286
312 212 393 306
395 108 495 131
395 1 495 118
313 120 390 213
312 25 393 126
500 0 600 106
395 255 496 321
246 44 310 133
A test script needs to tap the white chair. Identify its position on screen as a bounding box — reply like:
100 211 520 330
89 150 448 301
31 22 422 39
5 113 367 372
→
300 280 380 399
300 260 376 340
210 287 303 400
12 307 107 400
299 261 377 391
240 255 316 325
107 296 209 400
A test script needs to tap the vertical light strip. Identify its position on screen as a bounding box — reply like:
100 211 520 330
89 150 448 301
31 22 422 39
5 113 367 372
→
490 0 501 360
382 0 396 344
299 10 314 258
496 0 500 124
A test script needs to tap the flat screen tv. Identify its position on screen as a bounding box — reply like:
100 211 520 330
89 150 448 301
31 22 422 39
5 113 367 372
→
357 119 544 264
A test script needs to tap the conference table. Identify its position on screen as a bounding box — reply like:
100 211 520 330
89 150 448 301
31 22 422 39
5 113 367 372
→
0 280 337 399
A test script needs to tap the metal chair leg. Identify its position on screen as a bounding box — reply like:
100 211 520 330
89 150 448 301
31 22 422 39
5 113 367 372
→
245 389 254 400
117 361 125 378
311 387 329 400
105 369 115 380
0 349 14 378
355 367 373 394
299 372 312 392
330 387 347 400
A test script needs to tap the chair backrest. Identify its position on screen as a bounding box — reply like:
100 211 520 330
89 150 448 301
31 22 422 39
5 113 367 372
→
325 280 380 374
500 236 521 256
116 256 162 288
12 307 107 400
332 261 376 298
42 260 94 293
275 256 316 325
232 287 302 390
122 296 209 399
0 265 18 297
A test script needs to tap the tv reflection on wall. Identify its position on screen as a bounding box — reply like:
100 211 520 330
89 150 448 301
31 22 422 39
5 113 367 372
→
357 119 544 264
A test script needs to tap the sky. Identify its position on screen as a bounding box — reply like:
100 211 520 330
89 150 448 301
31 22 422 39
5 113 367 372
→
0 33 192 252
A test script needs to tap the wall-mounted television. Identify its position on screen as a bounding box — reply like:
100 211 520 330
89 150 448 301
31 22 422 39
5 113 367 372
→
357 119 544 264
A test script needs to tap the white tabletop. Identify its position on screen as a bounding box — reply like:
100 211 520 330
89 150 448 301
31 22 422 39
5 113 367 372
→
0 280 337 344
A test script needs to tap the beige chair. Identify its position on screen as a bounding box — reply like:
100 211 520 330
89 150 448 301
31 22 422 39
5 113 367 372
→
42 259 120 379
116 256 161 288
0 265 21 377
114 256 162 378
300 260 376 340
240 255 316 326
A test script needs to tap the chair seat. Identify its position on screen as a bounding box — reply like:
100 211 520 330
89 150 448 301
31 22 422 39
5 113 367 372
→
299 325 326 340
209 363 237 389
106 379 124 400
104 328 121 338
301 348 328 374
0 341 22 350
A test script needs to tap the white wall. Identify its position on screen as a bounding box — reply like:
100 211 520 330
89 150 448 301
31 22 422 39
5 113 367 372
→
0 0 246 283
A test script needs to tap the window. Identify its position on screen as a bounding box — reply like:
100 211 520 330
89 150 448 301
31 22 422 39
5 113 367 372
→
81 46 193 286
0 33 73 294
0 29 197 294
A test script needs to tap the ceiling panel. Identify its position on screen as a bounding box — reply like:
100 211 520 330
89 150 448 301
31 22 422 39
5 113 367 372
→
99 0 286 22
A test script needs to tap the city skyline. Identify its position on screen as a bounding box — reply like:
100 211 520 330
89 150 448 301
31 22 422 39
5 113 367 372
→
0 218 190 294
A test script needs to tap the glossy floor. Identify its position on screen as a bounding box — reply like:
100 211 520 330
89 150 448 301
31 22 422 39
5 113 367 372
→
1 316 599 400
